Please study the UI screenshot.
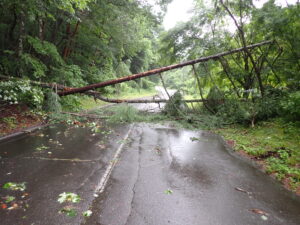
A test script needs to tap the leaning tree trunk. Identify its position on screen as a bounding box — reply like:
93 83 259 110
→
57 40 273 97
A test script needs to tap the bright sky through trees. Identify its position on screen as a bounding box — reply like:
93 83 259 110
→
163 0 299 30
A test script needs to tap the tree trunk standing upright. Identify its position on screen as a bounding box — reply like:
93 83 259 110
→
38 18 45 41
17 11 25 77
17 11 25 57
8 8 18 41
62 21 80 60
219 0 265 97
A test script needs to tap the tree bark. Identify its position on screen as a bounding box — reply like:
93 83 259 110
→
57 40 273 96
0 75 205 104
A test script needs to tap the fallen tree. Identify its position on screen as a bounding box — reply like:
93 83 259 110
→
58 40 273 96
0 75 204 104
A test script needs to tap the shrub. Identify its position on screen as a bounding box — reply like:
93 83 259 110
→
0 80 44 107
43 91 61 112
281 91 300 121
206 86 224 113
108 104 140 123
163 91 186 117
216 99 250 124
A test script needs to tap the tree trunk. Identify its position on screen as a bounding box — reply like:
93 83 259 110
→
57 40 273 96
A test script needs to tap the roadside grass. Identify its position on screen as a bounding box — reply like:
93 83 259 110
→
116 88 156 99
97 104 168 124
216 119 300 192
78 96 107 111
78 88 156 111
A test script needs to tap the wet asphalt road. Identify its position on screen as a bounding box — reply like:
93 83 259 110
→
0 123 300 225
86 124 300 225
0 123 131 225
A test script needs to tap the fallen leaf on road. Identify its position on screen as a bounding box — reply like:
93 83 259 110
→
7 203 18 210
98 144 106 149
261 215 268 221
190 137 199 142
21 193 29 198
83 210 92 217
250 208 268 216
57 192 81 204
3 182 26 191
59 206 77 217
4 196 15 203
164 189 173 195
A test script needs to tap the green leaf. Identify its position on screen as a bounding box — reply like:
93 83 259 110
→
3 182 26 191
4 196 15 203
82 210 92 217
164 189 173 195
59 207 77 217
57 192 81 204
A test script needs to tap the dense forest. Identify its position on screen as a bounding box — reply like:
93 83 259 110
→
0 0 299 120
0 1 299 190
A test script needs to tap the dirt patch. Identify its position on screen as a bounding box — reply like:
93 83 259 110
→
0 104 44 137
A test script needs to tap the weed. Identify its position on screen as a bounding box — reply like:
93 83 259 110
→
217 119 300 191
107 104 141 123
1 117 17 129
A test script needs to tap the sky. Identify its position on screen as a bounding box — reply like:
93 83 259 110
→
163 0 299 30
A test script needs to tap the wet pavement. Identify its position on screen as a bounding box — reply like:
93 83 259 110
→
0 122 131 225
0 122 300 225
86 123 300 225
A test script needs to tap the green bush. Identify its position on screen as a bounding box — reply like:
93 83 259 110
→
163 91 186 117
108 104 140 123
281 91 300 121
43 91 61 112
0 80 44 107
206 86 224 113
216 99 250 124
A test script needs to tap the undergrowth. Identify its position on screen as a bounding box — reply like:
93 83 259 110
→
216 119 300 191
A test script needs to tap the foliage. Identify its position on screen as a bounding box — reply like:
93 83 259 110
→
206 86 224 113
108 104 141 123
1 117 18 129
281 91 300 122
217 119 300 191
82 210 92 217
57 192 81 204
163 91 186 116
0 80 43 107
60 95 82 112
216 99 250 124
3 182 26 191
0 0 163 108
43 91 61 113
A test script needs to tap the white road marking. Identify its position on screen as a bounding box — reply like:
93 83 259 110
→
95 124 134 194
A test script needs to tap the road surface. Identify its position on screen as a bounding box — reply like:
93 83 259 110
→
0 123 299 225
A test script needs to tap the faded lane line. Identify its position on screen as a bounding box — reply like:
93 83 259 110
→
23 157 95 162
95 124 134 194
